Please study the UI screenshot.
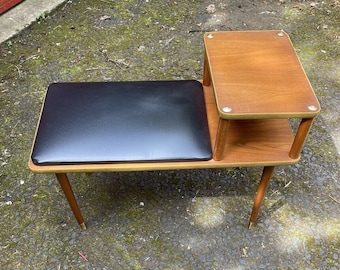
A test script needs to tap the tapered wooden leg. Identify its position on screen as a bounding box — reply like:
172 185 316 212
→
55 173 86 230
213 119 230 161
248 166 275 228
203 52 211 86
289 118 314 159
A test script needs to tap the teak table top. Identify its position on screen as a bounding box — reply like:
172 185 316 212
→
204 30 320 119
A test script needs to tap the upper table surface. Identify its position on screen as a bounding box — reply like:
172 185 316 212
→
204 30 320 119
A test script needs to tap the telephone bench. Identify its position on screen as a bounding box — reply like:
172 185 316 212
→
29 31 320 230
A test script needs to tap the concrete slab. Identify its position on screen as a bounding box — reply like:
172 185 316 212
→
0 0 65 43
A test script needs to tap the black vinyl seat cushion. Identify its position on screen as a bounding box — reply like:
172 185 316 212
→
31 80 212 165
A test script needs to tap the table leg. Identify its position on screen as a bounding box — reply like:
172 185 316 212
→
213 119 230 161
289 118 314 159
55 173 86 230
203 52 211 86
248 166 275 228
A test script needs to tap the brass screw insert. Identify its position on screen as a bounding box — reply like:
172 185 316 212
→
307 105 318 111
277 31 284 37
222 106 232 113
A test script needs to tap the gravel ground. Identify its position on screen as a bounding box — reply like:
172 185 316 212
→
0 0 339 269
